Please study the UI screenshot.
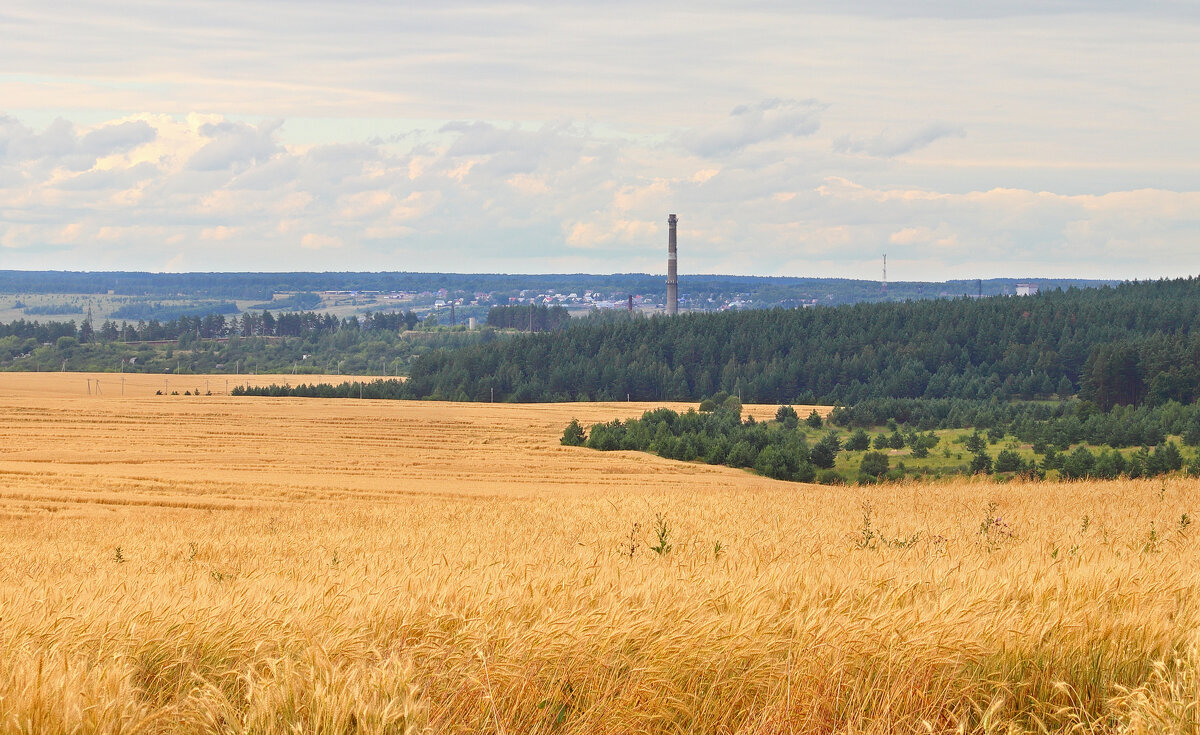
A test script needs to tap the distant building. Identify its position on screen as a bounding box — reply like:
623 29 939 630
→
1016 283 1039 296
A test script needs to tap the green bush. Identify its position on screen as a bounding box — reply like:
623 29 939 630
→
816 469 844 485
726 441 757 468
860 451 890 478
560 419 586 446
993 449 1023 473
845 429 870 451
969 452 993 475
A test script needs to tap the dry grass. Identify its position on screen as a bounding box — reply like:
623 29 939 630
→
1 372 1198 733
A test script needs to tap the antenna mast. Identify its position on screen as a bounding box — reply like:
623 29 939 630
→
882 254 887 293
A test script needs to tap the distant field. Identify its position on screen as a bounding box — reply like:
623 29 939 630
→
1 373 1198 733
0 371 374 398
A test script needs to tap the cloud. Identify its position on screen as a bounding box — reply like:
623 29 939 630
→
0 116 94 170
793 0 1200 20
300 233 343 250
188 120 282 171
80 121 157 156
834 123 965 157
564 218 658 249
1 109 1199 280
54 162 159 191
889 224 959 248
680 99 825 157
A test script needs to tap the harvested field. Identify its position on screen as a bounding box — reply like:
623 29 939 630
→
0 371 374 399
0 372 1198 733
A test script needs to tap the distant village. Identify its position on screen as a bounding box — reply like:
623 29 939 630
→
316 282 1042 322
317 287 799 318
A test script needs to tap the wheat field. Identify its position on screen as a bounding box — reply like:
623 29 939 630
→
1 372 1198 734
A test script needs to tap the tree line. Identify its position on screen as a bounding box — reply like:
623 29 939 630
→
402 277 1200 405
0 309 483 375
0 309 423 345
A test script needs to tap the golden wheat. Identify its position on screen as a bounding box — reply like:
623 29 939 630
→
0 372 1197 733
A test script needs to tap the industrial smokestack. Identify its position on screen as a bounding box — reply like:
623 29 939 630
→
666 214 678 315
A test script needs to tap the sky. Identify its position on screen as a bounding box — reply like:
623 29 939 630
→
1 1 1198 280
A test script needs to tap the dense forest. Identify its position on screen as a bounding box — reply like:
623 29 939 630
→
401 278 1200 407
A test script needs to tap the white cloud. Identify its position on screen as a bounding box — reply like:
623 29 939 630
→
680 99 825 157
834 123 964 158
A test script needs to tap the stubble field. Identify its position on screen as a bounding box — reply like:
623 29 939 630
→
1 372 1199 734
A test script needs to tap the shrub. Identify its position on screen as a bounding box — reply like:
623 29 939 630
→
755 446 791 480
560 419 586 446
792 461 817 483
1061 446 1096 479
816 469 844 485
810 442 835 469
726 441 757 468
704 438 730 465
722 395 743 419
994 449 1023 473
969 452 993 475
965 431 986 453
845 429 870 451
860 451 890 478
